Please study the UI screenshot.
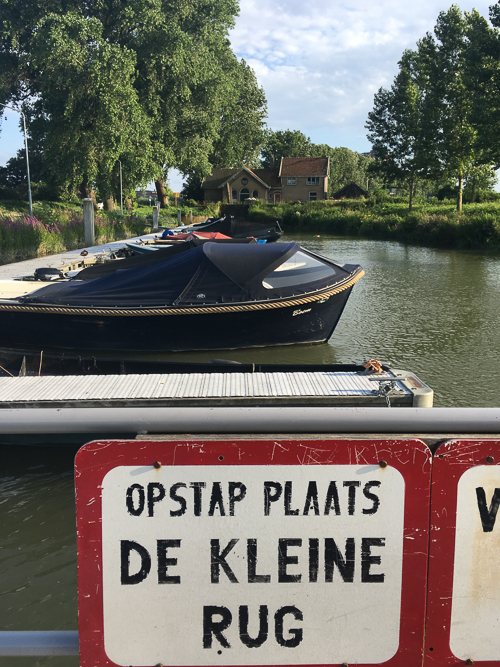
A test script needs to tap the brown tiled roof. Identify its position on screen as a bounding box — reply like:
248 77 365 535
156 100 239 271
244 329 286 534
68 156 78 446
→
247 168 281 188
280 157 329 177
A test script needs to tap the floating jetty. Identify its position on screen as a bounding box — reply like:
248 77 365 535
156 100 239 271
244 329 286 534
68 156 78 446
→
0 232 160 283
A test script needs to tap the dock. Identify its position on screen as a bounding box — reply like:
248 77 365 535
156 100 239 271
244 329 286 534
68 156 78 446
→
0 232 160 281
0 367 432 408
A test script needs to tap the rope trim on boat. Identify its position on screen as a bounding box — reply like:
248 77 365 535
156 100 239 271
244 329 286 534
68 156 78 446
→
0 270 364 317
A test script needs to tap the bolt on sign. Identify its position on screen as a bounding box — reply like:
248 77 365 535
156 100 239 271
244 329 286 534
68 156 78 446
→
75 438 432 667
425 439 500 666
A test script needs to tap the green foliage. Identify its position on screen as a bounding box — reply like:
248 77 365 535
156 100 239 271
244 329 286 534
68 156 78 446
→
0 203 148 263
181 172 204 201
260 130 313 168
0 0 266 206
209 59 267 169
366 50 427 210
366 5 500 213
246 200 500 250
324 147 381 195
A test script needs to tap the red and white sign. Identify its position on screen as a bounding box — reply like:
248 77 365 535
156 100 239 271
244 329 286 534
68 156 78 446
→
75 438 432 667
425 439 500 666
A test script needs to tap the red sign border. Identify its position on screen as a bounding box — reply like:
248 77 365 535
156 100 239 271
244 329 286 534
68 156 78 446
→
75 437 432 667
425 438 500 666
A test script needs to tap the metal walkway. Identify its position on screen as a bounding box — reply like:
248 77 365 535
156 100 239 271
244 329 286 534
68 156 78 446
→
0 370 416 408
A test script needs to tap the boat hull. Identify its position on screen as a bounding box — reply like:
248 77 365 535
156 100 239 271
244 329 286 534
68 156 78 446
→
0 287 353 353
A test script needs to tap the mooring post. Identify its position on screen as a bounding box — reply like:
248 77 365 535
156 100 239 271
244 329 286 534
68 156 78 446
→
83 198 95 247
177 209 182 226
152 204 160 231
189 209 192 224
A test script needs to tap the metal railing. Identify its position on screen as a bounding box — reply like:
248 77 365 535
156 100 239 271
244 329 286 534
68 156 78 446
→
0 631 79 656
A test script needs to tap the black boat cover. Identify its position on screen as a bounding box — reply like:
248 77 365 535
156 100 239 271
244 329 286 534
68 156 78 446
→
76 236 257 281
21 242 355 308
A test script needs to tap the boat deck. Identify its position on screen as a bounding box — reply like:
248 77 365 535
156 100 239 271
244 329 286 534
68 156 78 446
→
0 368 431 408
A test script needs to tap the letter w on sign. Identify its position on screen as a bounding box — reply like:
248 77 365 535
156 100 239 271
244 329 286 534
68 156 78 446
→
476 487 500 532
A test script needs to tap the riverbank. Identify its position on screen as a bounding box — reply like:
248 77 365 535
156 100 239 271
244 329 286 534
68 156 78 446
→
0 200 219 265
247 199 500 250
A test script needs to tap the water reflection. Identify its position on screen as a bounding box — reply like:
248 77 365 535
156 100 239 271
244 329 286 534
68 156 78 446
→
0 446 79 667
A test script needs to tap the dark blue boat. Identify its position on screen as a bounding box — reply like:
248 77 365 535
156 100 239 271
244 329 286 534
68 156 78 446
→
0 242 363 353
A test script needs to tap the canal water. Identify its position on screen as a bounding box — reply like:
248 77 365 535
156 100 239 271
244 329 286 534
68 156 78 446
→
1 232 500 666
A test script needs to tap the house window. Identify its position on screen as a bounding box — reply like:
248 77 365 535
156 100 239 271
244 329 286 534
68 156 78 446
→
287 177 296 185
309 192 318 201
307 177 320 186
240 188 250 202
252 190 258 198
241 178 248 185
232 190 237 203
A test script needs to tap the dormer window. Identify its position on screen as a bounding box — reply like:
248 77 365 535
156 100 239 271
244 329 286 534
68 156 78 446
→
287 177 296 185
307 177 320 185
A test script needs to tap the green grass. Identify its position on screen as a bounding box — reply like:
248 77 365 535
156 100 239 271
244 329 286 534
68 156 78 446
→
0 199 221 265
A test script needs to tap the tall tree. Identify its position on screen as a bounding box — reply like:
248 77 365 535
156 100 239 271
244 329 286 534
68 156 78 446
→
29 13 152 209
210 59 267 169
366 50 426 211
416 5 495 211
1 0 259 207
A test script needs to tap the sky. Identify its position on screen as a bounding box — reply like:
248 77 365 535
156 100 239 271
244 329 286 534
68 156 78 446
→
1 0 497 193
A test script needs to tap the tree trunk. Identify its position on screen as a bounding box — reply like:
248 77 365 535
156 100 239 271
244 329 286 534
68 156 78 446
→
155 178 169 208
125 197 133 211
471 177 476 204
408 175 414 212
80 178 98 209
457 174 463 212
103 195 115 211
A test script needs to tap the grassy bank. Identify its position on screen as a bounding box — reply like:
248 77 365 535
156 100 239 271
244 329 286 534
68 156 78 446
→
0 200 221 265
247 199 500 250
0 202 150 264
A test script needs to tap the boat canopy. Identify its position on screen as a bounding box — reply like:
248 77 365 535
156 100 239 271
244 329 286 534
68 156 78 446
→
21 242 357 308
192 215 281 239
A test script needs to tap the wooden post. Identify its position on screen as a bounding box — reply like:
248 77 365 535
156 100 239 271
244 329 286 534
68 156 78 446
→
152 204 160 231
83 198 95 247
189 209 193 224
177 209 182 226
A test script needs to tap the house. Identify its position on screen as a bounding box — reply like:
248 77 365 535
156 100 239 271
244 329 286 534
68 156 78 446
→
331 182 368 199
202 157 330 204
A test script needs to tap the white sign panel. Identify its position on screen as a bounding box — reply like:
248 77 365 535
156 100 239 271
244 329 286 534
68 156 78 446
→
101 464 405 666
450 465 500 661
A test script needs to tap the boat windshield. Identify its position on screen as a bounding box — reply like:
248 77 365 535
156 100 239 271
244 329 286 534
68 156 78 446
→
262 251 336 289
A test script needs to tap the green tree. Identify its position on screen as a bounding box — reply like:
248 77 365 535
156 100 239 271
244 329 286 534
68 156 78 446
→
29 13 152 210
322 146 373 196
416 6 496 211
464 163 498 202
210 59 267 169
1 0 261 209
260 129 313 168
366 51 426 211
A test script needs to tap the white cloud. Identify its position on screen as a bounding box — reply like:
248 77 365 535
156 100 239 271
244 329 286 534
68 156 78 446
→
231 0 496 150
